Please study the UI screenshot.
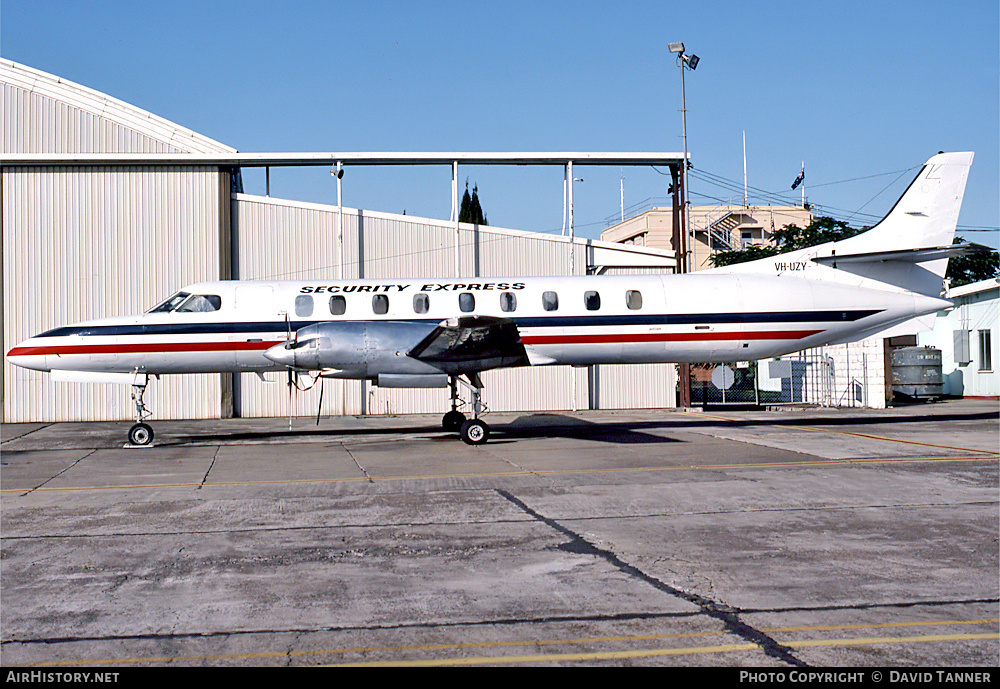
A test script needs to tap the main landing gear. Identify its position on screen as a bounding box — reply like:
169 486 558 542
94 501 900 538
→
126 374 154 447
442 374 490 445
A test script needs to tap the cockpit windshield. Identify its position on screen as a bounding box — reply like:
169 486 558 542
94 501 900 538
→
148 292 191 313
147 292 222 313
176 295 222 312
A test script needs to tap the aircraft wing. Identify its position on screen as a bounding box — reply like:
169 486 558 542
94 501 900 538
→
407 315 530 373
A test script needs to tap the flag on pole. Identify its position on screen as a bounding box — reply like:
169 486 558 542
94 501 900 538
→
791 165 805 190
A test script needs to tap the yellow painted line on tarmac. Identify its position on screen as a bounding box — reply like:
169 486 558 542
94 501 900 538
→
329 632 1000 667
768 618 1000 634
3 453 997 495
13 618 998 668
697 412 997 456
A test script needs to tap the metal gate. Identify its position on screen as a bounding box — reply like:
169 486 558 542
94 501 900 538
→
690 361 760 406
689 352 839 407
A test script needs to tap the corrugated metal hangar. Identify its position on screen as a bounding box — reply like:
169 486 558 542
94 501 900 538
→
2 59 680 423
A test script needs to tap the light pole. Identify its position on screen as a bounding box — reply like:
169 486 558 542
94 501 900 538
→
668 42 698 273
669 42 699 409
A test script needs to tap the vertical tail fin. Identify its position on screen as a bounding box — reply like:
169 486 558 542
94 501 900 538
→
834 151 974 260
711 152 975 296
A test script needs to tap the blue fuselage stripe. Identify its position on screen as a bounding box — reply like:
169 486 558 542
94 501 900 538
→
36 309 881 338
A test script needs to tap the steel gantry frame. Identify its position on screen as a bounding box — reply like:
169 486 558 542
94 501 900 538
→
5 151 688 277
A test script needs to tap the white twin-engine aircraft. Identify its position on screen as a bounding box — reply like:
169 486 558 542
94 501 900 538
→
7 152 977 446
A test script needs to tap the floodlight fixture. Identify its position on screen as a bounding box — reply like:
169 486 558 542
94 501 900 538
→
684 54 699 70
668 42 685 53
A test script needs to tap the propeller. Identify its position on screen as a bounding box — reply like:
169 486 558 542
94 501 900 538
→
316 377 324 426
284 312 297 430
287 366 295 431
278 313 326 430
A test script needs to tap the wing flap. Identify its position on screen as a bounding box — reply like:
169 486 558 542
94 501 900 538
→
407 315 529 372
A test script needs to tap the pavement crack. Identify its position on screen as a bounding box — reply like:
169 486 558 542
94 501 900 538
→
1 423 53 446
343 445 372 482
198 446 222 489
18 449 97 496
495 488 809 668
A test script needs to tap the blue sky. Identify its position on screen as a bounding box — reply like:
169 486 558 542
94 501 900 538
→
2 1 997 247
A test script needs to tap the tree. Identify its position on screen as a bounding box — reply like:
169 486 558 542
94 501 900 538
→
708 218 999 288
458 181 488 226
708 216 865 267
946 237 1000 287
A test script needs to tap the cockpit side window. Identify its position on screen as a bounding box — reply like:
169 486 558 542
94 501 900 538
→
177 295 222 312
148 292 191 313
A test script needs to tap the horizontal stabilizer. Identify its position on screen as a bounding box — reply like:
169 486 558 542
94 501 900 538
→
812 242 991 267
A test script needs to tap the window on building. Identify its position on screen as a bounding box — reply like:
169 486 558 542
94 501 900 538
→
294 295 313 317
329 295 346 315
542 291 559 311
459 292 475 313
372 294 389 315
626 290 642 310
979 329 993 371
413 293 429 314
500 291 517 312
584 291 601 311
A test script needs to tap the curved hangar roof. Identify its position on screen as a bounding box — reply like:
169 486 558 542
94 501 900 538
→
1 58 236 155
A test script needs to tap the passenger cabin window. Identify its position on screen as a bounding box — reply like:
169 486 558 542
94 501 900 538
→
542 291 559 311
329 295 346 315
295 295 314 317
626 290 643 310
372 294 389 315
584 291 601 311
459 292 475 313
413 293 429 314
500 291 517 312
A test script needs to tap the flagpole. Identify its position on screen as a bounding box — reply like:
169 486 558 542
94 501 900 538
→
801 160 805 207
743 131 748 207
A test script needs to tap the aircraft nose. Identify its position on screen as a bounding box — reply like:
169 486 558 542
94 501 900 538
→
264 342 295 367
6 338 50 371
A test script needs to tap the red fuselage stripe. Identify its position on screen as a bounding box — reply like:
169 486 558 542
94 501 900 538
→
7 341 285 357
8 330 821 358
519 330 822 345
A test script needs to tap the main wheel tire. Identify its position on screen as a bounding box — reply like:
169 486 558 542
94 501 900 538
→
460 419 489 445
128 423 154 446
442 410 466 431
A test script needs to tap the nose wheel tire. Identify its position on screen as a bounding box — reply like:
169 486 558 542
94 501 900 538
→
442 410 467 431
128 423 154 446
460 419 489 445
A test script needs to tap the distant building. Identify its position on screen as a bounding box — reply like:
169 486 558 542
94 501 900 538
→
601 201 813 270
917 278 999 399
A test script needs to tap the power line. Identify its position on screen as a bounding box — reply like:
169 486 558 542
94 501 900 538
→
685 165 998 233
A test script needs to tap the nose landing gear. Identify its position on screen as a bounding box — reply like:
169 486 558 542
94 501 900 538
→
126 374 154 447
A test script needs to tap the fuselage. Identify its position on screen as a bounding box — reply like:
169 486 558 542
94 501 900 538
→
7 271 950 378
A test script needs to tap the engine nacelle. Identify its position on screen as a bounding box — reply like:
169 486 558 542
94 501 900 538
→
264 321 443 378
